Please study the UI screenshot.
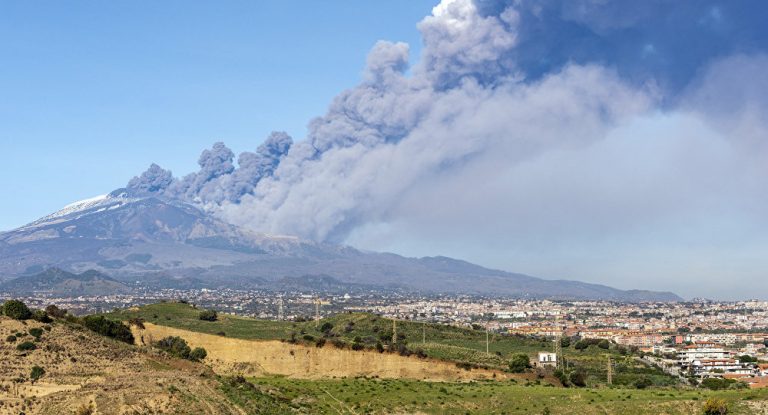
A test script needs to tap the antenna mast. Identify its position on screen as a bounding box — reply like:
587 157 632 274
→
554 309 565 370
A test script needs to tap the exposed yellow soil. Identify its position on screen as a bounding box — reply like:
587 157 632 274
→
134 322 529 382
0 317 243 415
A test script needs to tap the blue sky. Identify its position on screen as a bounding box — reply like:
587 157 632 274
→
2 0 768 299
0 1 435 230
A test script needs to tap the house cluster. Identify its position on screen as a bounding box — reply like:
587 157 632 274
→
644 339 767 388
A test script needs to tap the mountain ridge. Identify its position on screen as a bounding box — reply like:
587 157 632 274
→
0 191 682 301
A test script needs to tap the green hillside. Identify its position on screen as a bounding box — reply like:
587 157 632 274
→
106 302 677 387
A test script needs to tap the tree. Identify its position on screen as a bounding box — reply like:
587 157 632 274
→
2 300 32 320
508 353 531 373
29 327 44 340
598 339 611 350
702 398 728 415
574 340 588 351
560 337 571 348
737 354 757 363
198 310 218 321
30 365 45 384
189 347 208 362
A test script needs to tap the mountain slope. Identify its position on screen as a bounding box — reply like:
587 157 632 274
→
0 191 682 301
0 268 133 296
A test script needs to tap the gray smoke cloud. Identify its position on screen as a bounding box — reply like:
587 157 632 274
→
127 132 292 204
126 163 174 194
126 0 768 298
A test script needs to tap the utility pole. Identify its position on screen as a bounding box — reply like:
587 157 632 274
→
422 321 426 344
315 298 321 327
607 355 613 385
277 297 284 321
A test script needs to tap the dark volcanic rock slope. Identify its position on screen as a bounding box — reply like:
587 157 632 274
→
0 190 681 301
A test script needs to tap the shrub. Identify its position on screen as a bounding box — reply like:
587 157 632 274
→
569 370 587 387
82 316 135 344
701 378 735 391
45 304 67 319
375 341 384 353
598 339 611 350
634 377 653 389
28 328 44 339
30 365 45 384
320 322 334 333
16 341 37 351
702 397 728 415
5 335 16 343
302 334 315 342
189 347 208 362
315 338 326 348
560 337 571 348
574 340 588 351
128 317 146 329
554 369 569 387
31 310 52 323
75 403 94 415
2 300 32 320
508 353 531 373
155 336 191 359
397 342 411 356
198 310 218 321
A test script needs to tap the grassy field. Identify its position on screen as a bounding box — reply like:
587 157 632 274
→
100 302 768 414
224 375 768 415
105 302 677 387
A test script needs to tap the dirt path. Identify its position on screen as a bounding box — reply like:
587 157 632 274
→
134 323 524 382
